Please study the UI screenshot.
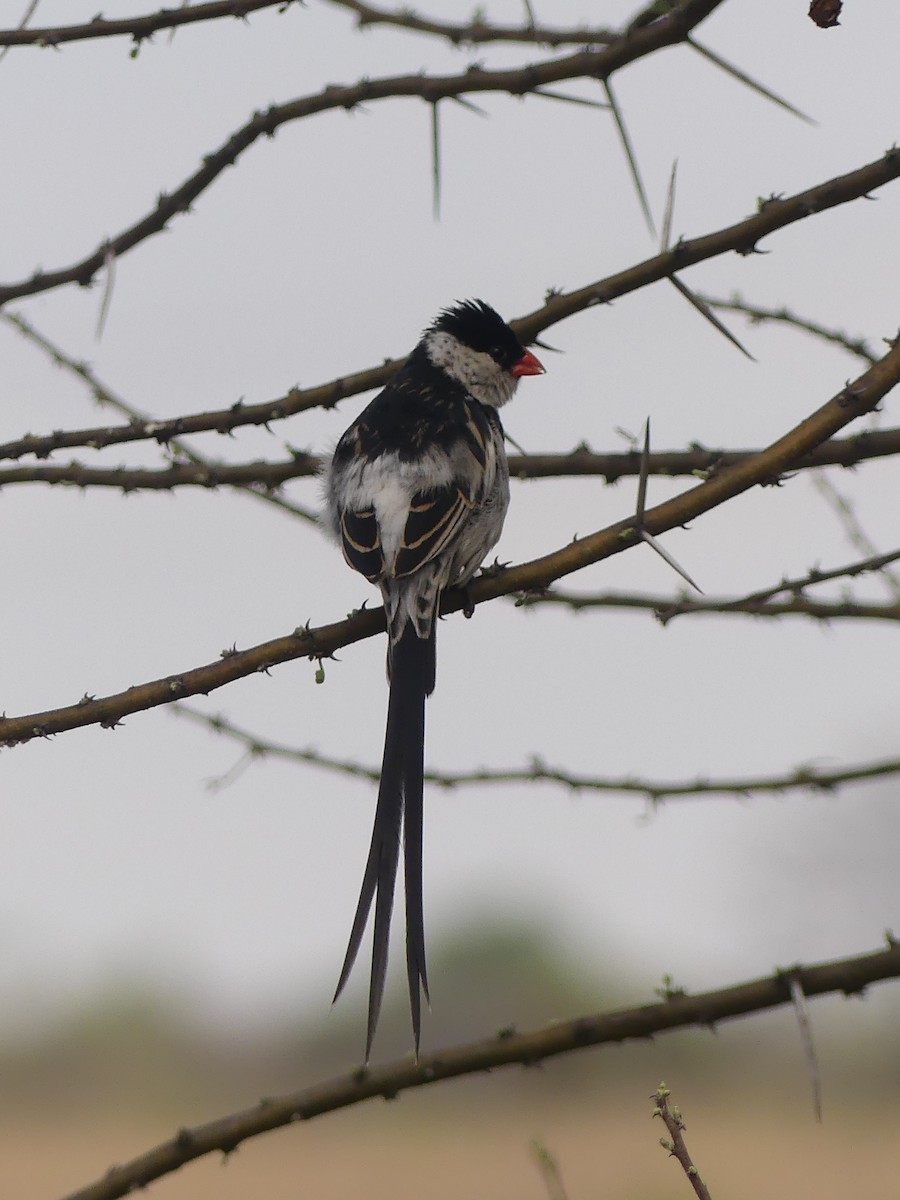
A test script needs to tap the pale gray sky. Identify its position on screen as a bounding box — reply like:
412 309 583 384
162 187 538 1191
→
0 0 898 1048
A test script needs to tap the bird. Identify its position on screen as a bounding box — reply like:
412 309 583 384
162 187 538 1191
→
323 299 544 1058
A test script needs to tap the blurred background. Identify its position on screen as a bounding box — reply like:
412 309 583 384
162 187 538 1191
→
0 1 898 1196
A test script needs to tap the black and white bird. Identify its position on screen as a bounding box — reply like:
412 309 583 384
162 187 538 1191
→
323 300 544 1057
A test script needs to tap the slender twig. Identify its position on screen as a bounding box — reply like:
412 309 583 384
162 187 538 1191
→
13 3 880 311
172 704 900 801
812 474 900 599
4 424 900 488
517 549 900 623
0 312 317 521
324 0 618 45
0 0 296 46
56 938 900 1200
519 589 900 625
699 294 879 364
1 334 898 747
653 1085 714 1200
2 149 899 464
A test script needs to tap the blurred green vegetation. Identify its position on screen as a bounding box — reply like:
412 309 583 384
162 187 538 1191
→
1 919 897 1122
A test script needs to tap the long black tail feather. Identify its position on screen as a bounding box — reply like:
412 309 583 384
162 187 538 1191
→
333 623 434 1058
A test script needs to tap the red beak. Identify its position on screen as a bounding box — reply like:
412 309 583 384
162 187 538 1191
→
511 348 545 378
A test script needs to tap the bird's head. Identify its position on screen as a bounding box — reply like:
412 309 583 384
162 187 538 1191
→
422 299 544 407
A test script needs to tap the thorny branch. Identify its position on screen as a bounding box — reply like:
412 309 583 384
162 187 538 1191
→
519 589 900 625
2 333 898 747
0 1 297 47
173 703 900 802
0 1 850 312
517 548 900 623
0 311 317 521
5 425 900 492
323 0 619 46
2 150 900 465
58 938 900 1200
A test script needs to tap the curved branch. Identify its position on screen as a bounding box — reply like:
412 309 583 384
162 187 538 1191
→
3 148 900 465
2 334 898 748
0 1 295 47
511 148 900 344
59 938 900 1200
0 3 757 308
173 704 900 801
324 0 617 46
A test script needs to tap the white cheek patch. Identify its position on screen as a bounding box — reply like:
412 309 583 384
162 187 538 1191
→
425 331 517 408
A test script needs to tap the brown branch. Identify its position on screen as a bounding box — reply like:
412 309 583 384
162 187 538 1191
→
519 589 900 624
7 423 900 492
512 149 900 344
0 0 296 47
172 704 900 801
0 453 319 492
517 548 900 622
4 425 900 491
0 311 317 521
3 148 899 461
58 938 900 1200
508 426 900 482
0 2 794 309
1 333 898 748
324 0 617 46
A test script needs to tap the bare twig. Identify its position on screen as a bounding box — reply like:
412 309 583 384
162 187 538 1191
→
324 0 618 46
0 311 317 522
4 424 900 488
1 150 898 466
812 474 900 599
652 1085 714 1200
517 549 900 624
13 7 895 312
172 703 900 801
699 294 879 364
518 588 900 625
56 938 900 1200
2 334 898 747
0 0 295 47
